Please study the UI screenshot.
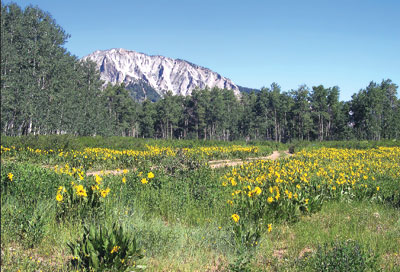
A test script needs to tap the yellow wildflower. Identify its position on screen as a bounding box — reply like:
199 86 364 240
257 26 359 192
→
148 172 155 179
7 173 13 181
141 178 148 184
231 214 240 223
122 177 126 184
78 173 84 181
254 186 262 196
110 245 120 254
56 194 63 202
95 175 103 184
75 185 87 197
100 187 110 198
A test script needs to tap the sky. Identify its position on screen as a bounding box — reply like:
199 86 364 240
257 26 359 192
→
6 0 400 101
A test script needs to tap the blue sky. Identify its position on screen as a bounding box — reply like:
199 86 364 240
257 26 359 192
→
6 0 400 101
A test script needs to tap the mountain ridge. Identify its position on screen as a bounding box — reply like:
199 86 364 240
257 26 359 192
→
82 48 241 100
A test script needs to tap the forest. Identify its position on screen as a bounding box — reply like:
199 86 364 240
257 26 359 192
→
1 3 399 141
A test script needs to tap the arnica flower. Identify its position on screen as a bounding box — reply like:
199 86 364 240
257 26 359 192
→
56 193 63 202
78 173 84 181
141 178 148 184
122 177 126 184
254 186 262 195
7 173 13 181
75 185 87 197
267 197 274 203
268 223 272 233
100 187 110 198
57 186 66 194
110 245 120 254
148 172 155 179
231 213 240 223
95 175 103 184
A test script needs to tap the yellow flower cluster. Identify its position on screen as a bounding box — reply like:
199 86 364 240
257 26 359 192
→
139 171 155 184
2 144 259 166
0 145 15 153
56 186 66 202
55 173 111 204
183 145 258 158
54 164 85 180
224 147 400 221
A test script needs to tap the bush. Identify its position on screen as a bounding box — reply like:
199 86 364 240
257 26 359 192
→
67 222 144 271
297 240 379 272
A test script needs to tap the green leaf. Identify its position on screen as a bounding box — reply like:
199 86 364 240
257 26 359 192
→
90 251 99 269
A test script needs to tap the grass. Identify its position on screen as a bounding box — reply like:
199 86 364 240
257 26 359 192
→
2 200 398 271
250 201 400 271
1 138 399 271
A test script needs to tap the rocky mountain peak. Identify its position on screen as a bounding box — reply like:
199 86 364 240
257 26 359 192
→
82 48 240 99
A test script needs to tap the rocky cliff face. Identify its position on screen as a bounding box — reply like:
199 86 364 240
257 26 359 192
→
82 48 240 98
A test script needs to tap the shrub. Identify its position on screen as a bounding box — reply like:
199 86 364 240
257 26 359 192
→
297 240 379 272
67 222 144 271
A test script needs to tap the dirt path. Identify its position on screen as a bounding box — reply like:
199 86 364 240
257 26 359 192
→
208 150 292 169
83 150 292 176
86 169 128 176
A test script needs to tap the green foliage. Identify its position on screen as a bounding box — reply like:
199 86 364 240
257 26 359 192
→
125 80 161 102
229 219 262 271
297 240 379 272
55 178 107 222
1 3 112 136
4 201 50 249
67 223 144 271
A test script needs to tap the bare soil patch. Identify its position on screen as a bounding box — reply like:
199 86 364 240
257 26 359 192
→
208 150 292 168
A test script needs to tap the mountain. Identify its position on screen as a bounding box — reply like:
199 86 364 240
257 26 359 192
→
82 48 240 101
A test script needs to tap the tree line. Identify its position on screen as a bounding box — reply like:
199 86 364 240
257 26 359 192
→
1 3 399 141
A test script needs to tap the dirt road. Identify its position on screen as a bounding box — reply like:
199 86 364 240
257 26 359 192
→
85 150 292 176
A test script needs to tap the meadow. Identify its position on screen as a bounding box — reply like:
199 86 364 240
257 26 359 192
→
1 136 399 271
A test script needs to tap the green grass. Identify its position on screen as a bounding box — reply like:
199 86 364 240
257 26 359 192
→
252 201 400 271
2 199 398 271
1 139 399 271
